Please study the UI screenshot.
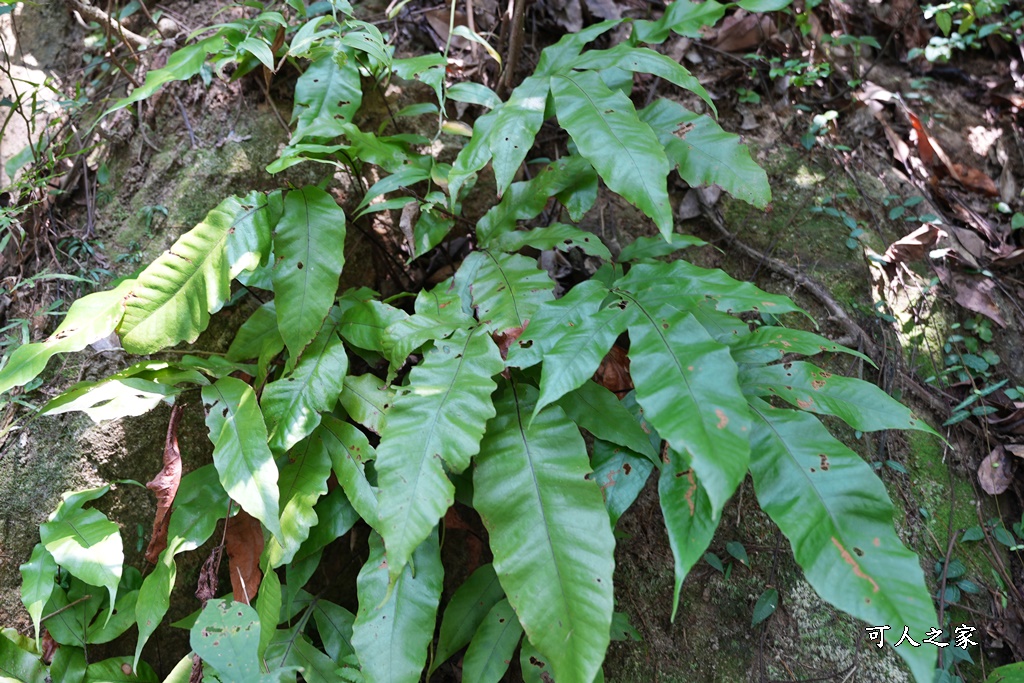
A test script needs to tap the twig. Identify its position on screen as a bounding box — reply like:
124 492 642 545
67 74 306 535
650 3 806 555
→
65 0 150 49
498 0 525 98
173 95 197 148
699 200 974 434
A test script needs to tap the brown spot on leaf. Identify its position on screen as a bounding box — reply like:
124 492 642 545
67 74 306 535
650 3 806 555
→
831 537 879 592
797 399 814 409
819 454 829 470
715 409 728 429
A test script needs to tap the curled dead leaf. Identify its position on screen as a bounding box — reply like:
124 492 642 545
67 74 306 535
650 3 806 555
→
225 509 264 604
145 404 184 564
934 265 1006 327
978 445 1013 495
492 322 527 361
882 224 944 269
906 109 999 196
595 345 633 397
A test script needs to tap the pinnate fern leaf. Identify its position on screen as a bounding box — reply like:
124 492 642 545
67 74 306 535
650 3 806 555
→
351 531 443 683
626 299 750 514
474 381 614 683
551 70 673 239
748 399 936 683
375 327 503 581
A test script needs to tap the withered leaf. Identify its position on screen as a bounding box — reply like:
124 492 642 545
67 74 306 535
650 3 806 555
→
595 345 633 397
978 445 1013 495
225 509 264 604
145 404 184 564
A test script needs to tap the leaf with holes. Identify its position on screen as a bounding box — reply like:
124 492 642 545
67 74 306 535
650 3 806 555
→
487 75 550 194
466 252 555 334
551 70 673 239
351 530 443 683
474 382 614 683
506 280 609 369
202 377 282 539
747 399 936 683
490 223 612 260
739 361 938 435
337 373 393 435
289 43 362 145
640 99 770 209
627 299 750 515
376 327 502 581
272 186 347 358
261 323 347 455
591 438 655 526
191 600 274 683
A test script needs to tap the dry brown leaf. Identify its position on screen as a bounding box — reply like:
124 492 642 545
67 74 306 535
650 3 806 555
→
195 545 222 604
492 322 527 361
934 265 1007 327
1005 444 1024 458
979 445 1013 495
594 345 632 397
41 630 58 665
225 509 264 604
906 109 999 196
711 11 776 52
145 404 184 564
882 224 943 268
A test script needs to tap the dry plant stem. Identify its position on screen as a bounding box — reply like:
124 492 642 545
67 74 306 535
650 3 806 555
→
65 0 150 50
498 0 525 98
699 201 977 434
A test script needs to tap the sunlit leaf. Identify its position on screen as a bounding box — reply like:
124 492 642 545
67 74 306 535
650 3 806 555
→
202 377 282 539
551 70 673 239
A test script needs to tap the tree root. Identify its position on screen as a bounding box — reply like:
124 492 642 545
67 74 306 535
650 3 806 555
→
699 202 966 434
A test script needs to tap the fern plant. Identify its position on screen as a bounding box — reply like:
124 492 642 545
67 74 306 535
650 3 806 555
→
1 2 942 682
